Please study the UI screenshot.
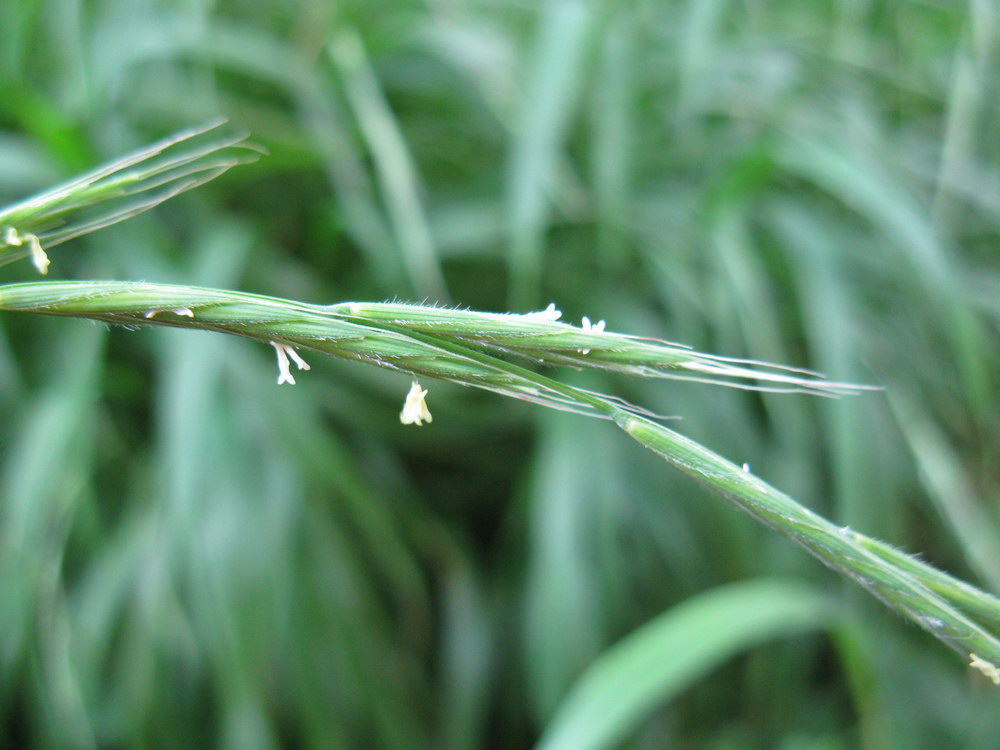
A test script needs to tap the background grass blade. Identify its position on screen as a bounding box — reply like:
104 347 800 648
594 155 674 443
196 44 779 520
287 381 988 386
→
507 0 590 309
534 579 832 750
328 28 447 300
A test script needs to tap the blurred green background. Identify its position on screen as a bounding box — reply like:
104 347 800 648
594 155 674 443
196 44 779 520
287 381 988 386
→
2 0 999 748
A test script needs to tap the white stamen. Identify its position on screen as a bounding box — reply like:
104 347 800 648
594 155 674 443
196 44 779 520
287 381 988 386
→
523 302 561 322
28 235 49 275
4 227 49 274
144 308 194 319
969 653 1000 685
742 463 751 473
285 347 310 371
400 381 432 426
579 315 606 354
270 341 310 385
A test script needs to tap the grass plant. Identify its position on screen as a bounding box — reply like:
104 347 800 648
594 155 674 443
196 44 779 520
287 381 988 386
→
2 2 1000 749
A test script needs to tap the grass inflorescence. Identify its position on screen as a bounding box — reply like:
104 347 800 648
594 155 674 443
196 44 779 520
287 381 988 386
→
1 275 998 673
0 121 260 274
0 280 871 396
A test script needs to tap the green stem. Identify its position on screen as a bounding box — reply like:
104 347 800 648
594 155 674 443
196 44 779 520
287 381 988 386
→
618 413 1000 664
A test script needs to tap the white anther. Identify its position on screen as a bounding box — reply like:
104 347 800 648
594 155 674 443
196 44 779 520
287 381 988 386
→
270 341 311 385
4 227 49 274
523 302 562 322
144 308 194 319
579 316 606 354
400 381 432 426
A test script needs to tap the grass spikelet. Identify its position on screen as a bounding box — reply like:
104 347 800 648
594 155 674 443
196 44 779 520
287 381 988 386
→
0 121 261 274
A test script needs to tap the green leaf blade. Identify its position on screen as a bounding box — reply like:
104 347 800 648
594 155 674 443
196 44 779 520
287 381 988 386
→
535 579 834 750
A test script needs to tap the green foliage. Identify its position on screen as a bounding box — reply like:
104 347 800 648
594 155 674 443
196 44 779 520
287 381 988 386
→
535 579 833 750
1 1 999 749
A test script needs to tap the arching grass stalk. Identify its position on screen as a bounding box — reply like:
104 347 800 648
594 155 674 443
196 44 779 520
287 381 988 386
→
0 279 998 681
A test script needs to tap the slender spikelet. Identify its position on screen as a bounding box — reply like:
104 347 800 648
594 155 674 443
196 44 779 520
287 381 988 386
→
0 281 869 397
331 300 874 396
0 281 619 417
0 121 261 274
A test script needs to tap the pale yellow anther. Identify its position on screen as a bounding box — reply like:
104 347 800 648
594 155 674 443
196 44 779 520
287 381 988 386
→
400 381 432 426
4 227 49 275
969 653 1000 685
28 235 49 274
